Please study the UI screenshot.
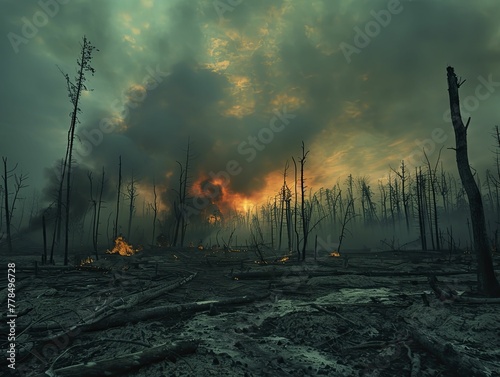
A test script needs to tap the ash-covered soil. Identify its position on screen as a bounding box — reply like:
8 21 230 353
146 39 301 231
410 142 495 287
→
1 248 499 376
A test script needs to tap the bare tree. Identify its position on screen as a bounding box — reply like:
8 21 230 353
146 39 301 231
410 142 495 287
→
338 198 356 254
424 148 443 250
292 157 299 258
126 175 138 241
173 138 192 247
299 142 310 260
60 36 98 265
278 161 289 250
1 158 28 252
415 167 428 250
149 180 158 246
113 156 122 240
446 66 500 296
2 157 15 252
87 168 105 259
94 167 105 259
391 160 410 232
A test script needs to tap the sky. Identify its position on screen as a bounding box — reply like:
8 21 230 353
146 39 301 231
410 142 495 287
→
1 0 500 215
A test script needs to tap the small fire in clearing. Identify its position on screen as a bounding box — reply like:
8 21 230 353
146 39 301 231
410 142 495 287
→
107 236 140 256
330 251 341 257
80 256 94 265
278 256 290 263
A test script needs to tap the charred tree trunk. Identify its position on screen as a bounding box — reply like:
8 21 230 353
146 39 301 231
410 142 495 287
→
150 181 158 247
292 157 300 259
2 157 13 253
446 66 500 296
300 142 310 261
94 167 105 260
126 176 138 241
416 167 427 251
113 156 122 240
42 214 47 263
180 138 191 247
62 36 97 265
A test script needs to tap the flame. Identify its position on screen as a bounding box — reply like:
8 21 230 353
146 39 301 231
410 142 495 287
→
107 236 140 256
278 256 290 263
330 251 341 257
80 256 94 265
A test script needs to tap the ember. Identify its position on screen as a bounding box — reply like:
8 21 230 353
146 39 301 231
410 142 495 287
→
330 251 341 257
107 236 140 256
80 256 94 265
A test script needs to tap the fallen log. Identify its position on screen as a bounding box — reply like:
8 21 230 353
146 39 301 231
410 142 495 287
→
89 292 270 331
408 327 494 377
41 340 198 377
26 273 198 360
28 273 198 333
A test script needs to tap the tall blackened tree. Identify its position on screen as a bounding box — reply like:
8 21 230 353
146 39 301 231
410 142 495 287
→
446 66 500 296
113 156 122 240
2 157 14 253
1 158 28 253
126 175 138 241
60 36 98 265
173 138 192 247
299 142 310 260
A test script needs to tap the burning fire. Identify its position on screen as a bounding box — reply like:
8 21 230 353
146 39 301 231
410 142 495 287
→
330 251 341 257
278 256 290 263
107 236 140 256
80 256 94 265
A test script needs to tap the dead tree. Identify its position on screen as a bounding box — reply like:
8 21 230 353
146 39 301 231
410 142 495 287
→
49 159 65 264
299 142 310 260
87 171 97 251
391 160 410 232
1 158 28 252
2 157 15 252
113 156 122 240
446 66 500 296
60 36 98 265
149 180 159 247
292 157 300 258
424 148 443 250
173 138 192 247
285 186 292 253
415 167 428 250
358 177 377 224
126 175 138 241
278 161 289 250
88 168 105 259
94 167 105 259
338 198 355 254
378 180 388 225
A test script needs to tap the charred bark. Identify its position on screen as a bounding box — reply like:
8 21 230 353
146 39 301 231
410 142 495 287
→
446 66 500 296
